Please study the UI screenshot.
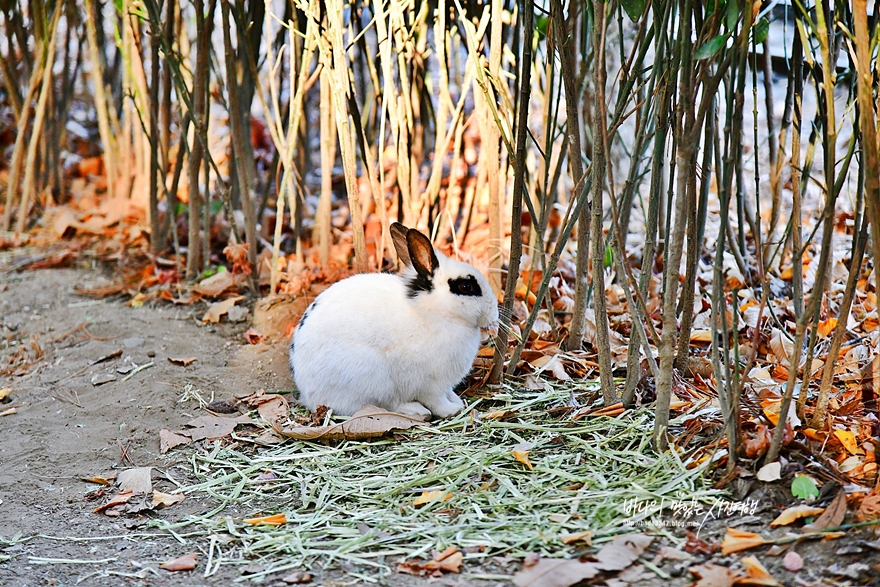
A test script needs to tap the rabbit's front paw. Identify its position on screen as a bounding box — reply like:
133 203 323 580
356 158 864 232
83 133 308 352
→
425 391 465 419
397 401 433 421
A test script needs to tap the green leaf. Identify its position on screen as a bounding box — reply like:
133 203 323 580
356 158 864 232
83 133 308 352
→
535 16 549 39
620 0 645 22
694 34 728 60
754 18 770 44
603 245 614 268
726 0 740 30
791 475 820 500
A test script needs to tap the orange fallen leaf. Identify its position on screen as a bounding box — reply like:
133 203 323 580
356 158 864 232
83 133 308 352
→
833 429 862 455
559 531 592 545
243 513 287 526
737 555 780 586
721 528 768 555
856 493 880 522
397 546 463 576
244 327 264 344
691 564 737 587
223 243 252 275
513 442 535 470
167 357 197 367
770 505 825 527
817 317 837 337
159 552 198 572
202 296 244 323
414 490 453 507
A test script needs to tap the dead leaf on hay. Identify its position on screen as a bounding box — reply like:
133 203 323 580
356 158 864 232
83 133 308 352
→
397 546 463 576
274 405 423 441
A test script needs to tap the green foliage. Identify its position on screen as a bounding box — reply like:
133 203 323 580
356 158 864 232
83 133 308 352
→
603 244 614 268
620 0 645 22
694 33 729 60
791 475 820 500
754 17 770 44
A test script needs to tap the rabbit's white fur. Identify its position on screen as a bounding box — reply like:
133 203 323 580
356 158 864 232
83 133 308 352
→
290 225 498 419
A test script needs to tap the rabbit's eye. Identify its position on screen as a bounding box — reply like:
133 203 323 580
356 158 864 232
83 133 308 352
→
448 276 482 297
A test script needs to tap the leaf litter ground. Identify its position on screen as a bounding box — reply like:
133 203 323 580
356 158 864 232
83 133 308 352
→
155 384 719 581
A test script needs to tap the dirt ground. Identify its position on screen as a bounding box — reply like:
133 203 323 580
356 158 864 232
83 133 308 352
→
2 267 880 587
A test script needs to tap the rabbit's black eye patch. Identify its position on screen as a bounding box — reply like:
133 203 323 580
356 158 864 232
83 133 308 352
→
448 275 482 297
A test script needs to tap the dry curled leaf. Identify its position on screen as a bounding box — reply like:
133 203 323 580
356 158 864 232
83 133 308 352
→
159 552 198 572
201 296 244 323
167 356 197 367
721 528 768 555
513 442 535 470
513 557 600 587
690 564 737 587
116 467 152 494
594 534 653 571
275 405 422 441
397 546 463 576
152 491 185 509
770 504 825 527
559 531 591 545
160 429 192 454
856 493 880 522
414 490 453 507
738 555 781 586
224 243 252 275
803 489 847 532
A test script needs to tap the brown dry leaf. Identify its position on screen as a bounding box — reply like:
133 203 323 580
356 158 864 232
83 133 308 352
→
803 489 847 532
397 547 463 576
690 564 737 587
116 467 152 494
721 528 768 555
243 513 287 526
594 534 653 571
530 354 570 381
512 558 600 587
281 572 313 584
242 391 290 429
818 317 838 337
275 405 423 441
223 243 252 275
737 555 780 586
193 270 244 297
202 296 244 323
167 356 197 367
513 442 535 470
160 429 192 453
414 490 453 507
782 551 803 572
92 489 134 513
559 531 592 545
82 473 116 486
185 414 254 442
770 505 826 527
159 552 198 572
151 491 185 509
244 327 264 344
856 493 880 522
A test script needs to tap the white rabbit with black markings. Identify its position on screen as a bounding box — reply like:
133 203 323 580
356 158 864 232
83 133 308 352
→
289 223 499 420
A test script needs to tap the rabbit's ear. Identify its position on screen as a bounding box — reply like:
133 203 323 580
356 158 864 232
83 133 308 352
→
406 228 439 279
390 223 411 267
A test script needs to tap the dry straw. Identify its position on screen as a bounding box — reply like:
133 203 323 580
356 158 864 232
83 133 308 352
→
154 383 720 580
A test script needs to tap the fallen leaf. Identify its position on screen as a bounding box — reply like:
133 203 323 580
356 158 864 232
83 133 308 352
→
116 467 152 494
160 429 192 453
0 407 16 417
201 296 244 323
512 557 600 587
856 493 880 522
193 270 244 297
594 534 653 571
275 405 423 441
834 429 863 455
397 547 463 576
559 531 591 545
803 489 847 532
739 555 781 585
770 505 826 527
90 372 117 386
414 490 453 507
690 564 737 587
782 551 803 572
281 572 313 584
818 317 837 337
756 461 781 482
223 243 252 275
151 491 185 509
185 414 254 442
0 387 12 400
241 390 290 429
92 489 134 513
513 442 535 470
244 327 264 344
790 475 820 500
722 528 768 555
82 473 116 486
243 513 287 526
89 349 123 365
167 356 197 367
159 552 198 572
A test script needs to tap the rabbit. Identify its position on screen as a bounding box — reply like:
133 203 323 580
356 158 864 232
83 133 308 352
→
289 223 499 420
